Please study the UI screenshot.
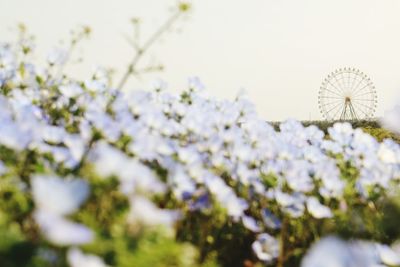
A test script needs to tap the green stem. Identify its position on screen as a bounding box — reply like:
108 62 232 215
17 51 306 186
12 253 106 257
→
277 219 288 267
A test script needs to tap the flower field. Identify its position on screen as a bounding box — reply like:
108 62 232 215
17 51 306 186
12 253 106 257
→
1 27 400 267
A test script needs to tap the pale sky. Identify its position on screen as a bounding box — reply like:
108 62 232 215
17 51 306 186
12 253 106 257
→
1 0 400 121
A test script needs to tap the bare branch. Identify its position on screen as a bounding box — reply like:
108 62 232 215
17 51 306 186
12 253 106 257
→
116 10 183 90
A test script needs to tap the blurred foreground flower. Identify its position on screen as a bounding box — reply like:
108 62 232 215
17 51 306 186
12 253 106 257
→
32 175 93 245
301 236 400 267
68 248 108 267
382 103 400 134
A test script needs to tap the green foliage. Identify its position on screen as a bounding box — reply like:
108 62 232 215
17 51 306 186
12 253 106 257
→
362 126 400 143
271 119 400 144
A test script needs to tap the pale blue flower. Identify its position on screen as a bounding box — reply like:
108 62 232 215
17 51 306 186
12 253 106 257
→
32 175 89 216
64 134 86 162
252 233 279 263
0 120 32 151
306 197 333 219
377 244 400 266
34 210 93 246
242 216 261 232
67 248 108 267
59 83 84 98
328 123 354 146
128 196 181 227
188 76 205 91
302 237 399 267
47 48 68 66
301 237 365 267
41 125 68 143
261 209 281 230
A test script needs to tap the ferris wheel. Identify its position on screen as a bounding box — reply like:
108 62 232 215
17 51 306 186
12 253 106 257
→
318 68 377 121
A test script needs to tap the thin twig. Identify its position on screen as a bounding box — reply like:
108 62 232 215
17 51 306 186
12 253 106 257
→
116 10 182 90
123 33 140 52
54 42 76 80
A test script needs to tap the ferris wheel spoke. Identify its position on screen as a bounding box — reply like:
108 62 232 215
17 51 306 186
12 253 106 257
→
353 90 375 98
319 96 344 100
339 71 347 88
323 101 343 109
352 82 372 97
344 71 353 90
351 97 375 101
352 99 375 104
350 75 368 94
348 73 359 91
352 99 375 111
349 81 364 95
320 99 344 106
320 96 343 102
321 101 342 110
353 101 374 114
332 104 345 120
352 81 369 95
351 103 361 120
333 73 347 92
323 100 343 107
325 101 344 115
352 97 374 105
346 71 353 89
354 105 370 118
338 74 349 91
325 102 343 114
325 80 344 93
323 85 345 97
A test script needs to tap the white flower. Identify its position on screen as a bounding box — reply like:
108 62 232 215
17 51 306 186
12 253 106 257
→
67 248 108 267
275 191 295 207
302 237 399 267
275 191 306 218
328 123 354 146
301 237 364 267
252 233 280 262
41 125 67 143
306 197 333 219
0 45 16 84
376 244 400 266
377 142 398 164
261 209 281 229
64 134 86 162
34 210 93 246
128 196 180 227
204 174 248 217
150 78 168 91
242 216 261 232
284 161 314 193
91 142 165 195
32 175 89 216
168 167 196 199
225 195 249 218
59 83 84 98
188 76 205 91
84 79 106 92
47 48 68 66
0 120 32 151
